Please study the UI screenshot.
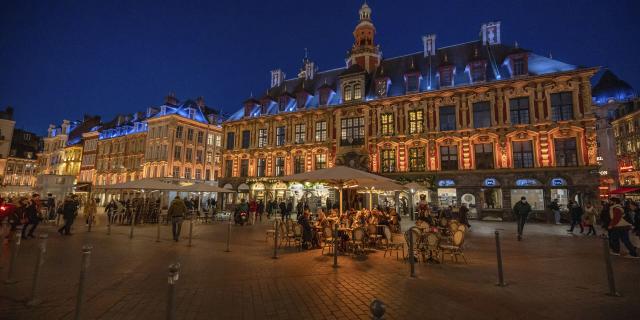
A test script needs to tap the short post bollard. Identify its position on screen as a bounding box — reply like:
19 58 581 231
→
333 223 338 268
602 236 620 297
156 216 161 242
107 214 112 236
272 219 278 259
74 245 92 320
188 216 194 247
167 263 181 320
224 218 231 252
87 213 93 233
129 212 136 239
409 229 415 278
4 233 21 284
27 234 48 306
370 299 386 320
495 230 507 287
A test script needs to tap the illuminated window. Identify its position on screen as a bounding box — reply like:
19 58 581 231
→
439 106 456 131
510 97 530 124
440 145 458 170
256 158 266 177
276 127 286 146
513 141 534 168
551 92 573 121
380 113 394 136
315 154 327 169
381 149 396 173
240 159 249 177
473 102 491 128
408 110 424 134
315 121 327 142
294 156 305 174
258 129 268 147
173 146 182 161
353 84 362 100
341 117 365 146
294 124 306 144
475 143 494 169
175 126 183 139
275 157 285 176
344 85 353 102
554 138 577 167
184 168 192 179
409 147 425 172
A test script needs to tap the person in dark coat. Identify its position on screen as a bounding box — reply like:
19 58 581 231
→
21 194 41 239
278 201 286 219
567 200 584 234
58 196 79 235
286 200 293 220
257 200 264 222
298 209 313 249
513 196 532 241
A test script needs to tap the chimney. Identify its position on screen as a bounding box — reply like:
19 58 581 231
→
270 69 285 88
422 34 436 57
481 21 501 45
164 92 178 105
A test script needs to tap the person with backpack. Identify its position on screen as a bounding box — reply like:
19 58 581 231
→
608 197 638 258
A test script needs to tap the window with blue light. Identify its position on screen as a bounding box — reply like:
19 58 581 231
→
551 92 574 121
439 106 456 131
406 74 420 93
440 68 453 87
510 97 530 124
473 102 491 128
512 58 526 76
470 62 486 83
515 179 541 187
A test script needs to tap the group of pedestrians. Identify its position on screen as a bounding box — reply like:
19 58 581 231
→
0 193 42 240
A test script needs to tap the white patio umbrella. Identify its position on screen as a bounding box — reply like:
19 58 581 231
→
177 183 236 212
280 166 396 215
357 180 407 210
100 179 179 191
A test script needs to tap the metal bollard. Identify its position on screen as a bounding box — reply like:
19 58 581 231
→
129 212 136 239
188 216 194 247
409 229 415 278
156 216 161 242
167 263 180 320
224 218 231 252
495 230 507 287
87 213 93 233
272 219 278 259
27 234 48 306
74 245 92 320
107 214 112 235
602 236 620 297
333 224 338 268
370 299 386 320
4 233 21 284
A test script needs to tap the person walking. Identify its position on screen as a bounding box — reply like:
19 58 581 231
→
167 196 187 242
549 199 561 225
583 202 597 236
46 193 56 220
608 197 639 258
257 200 264 222
84 197 97 228
286 199 293 221
58 195 79 235
513 196 532 241
21 194 42 239
248 198 257 225
567 200 584 234
459 203 471 228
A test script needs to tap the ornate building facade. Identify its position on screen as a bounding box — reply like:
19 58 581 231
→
612 98 640 187
1 129 40 195
219 4 600 219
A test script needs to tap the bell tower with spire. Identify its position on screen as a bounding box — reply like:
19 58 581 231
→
346 2 381 73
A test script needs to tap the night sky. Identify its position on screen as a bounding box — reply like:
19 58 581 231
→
1 0 638 135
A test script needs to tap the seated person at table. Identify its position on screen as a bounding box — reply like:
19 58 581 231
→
316 209 330 228
298 210 315 249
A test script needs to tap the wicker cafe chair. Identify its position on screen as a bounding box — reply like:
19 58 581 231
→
458 224 467 233
439 230 468 264
383 225 405 260
292 224 303 251
278 220 289 248
321 226 335 255
367 224 383 248
449 221 460 234
349 227 366 256
404 227 423 263
425 232 440 260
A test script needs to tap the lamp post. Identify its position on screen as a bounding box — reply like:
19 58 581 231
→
410 188 415 221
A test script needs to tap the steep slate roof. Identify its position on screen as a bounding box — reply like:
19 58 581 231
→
228 40 579 121
67 116 101 146
592 70 636 105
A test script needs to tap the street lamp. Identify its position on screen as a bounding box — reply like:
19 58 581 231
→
410 188 415 221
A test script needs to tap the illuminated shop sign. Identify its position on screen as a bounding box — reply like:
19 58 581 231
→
550 178 567 187
515 179 541 187
437 179 455 187
483 178 498 187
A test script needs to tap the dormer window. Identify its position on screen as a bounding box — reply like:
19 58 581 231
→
278 96 289 112
406 74 420 93
318 87 333 106
375 78 388 97
469 61 487 83
344 86 353 102
353 84 362 100
296 92 310 109
509 53 529 77
160 105 167 115
187 108 196 119
439 66 454 87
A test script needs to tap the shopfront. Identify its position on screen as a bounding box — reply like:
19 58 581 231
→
251 182 266 202
437 179 457 206
510 179 545 210
549 177 569 208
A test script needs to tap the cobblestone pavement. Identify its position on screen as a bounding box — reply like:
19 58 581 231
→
1 215 639 320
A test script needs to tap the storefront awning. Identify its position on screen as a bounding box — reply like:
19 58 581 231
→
610 187 640 194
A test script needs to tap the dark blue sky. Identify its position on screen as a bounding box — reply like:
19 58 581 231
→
1 0 639 134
